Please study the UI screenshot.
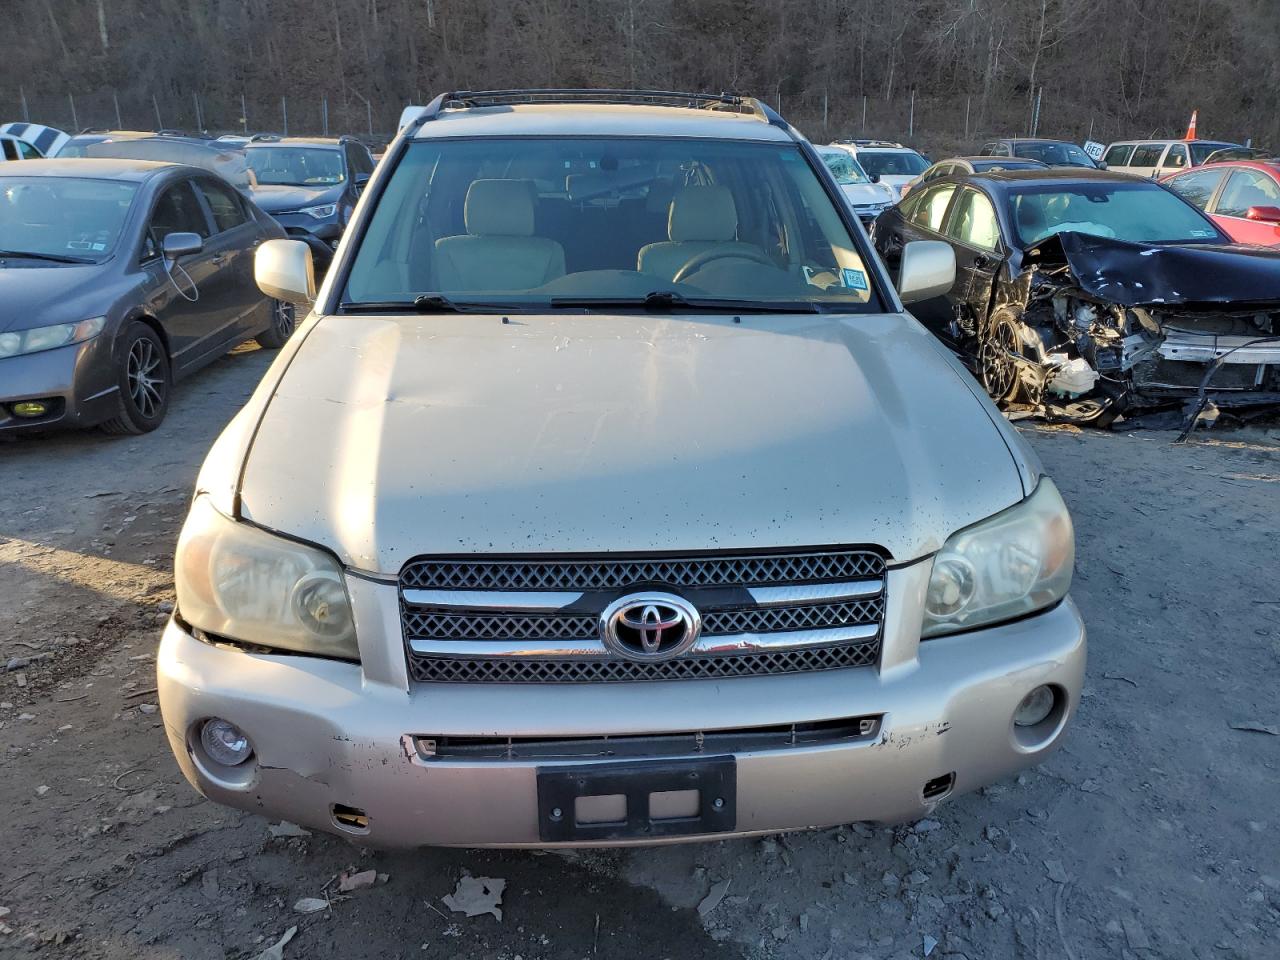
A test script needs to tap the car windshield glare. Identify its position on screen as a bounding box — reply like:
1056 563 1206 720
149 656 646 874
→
341 137 881 311
0 176 137 261
820 151 869 185
857 151 928 177
1009 182 1223 247
247 147 346 187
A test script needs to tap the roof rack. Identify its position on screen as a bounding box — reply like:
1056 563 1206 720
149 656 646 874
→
401 89 793 136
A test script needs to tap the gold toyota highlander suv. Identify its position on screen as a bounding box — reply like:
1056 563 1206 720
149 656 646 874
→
158 90 1085 847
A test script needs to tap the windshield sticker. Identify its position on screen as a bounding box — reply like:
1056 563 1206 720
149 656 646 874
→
842 268 868 290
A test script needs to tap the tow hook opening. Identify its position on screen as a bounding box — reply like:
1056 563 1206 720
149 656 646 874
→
331 803 371 834
922 772 956 802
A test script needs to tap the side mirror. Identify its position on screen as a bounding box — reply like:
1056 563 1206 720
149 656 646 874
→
255 238 315 305
162 231 203 259
897 240 956 304
355 173 371 187
869 173 881 184
1246 205 1280 224
1095 161 1108 171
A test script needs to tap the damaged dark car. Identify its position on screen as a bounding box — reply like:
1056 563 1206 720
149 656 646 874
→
873 169 1280 425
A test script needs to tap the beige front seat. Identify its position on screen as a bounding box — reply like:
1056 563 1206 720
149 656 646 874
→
435 180 566 292
637 185 762 281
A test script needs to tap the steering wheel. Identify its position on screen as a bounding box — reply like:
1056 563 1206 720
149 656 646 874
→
672 248 778 285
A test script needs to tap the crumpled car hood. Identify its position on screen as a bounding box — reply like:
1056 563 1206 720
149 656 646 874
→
237 313 1026 573
1025 231 1280 308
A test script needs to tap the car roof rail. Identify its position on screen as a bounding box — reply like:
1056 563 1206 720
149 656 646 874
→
400 88 794 136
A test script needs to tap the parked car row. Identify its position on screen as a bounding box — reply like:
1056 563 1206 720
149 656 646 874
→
0 121 380 437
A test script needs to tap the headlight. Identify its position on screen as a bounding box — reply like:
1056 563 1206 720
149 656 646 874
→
0 316 105 359
175 496 358 659
299 203 337 219
922 478 1073 638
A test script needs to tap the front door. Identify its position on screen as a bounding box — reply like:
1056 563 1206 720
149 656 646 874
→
942 187 1004 319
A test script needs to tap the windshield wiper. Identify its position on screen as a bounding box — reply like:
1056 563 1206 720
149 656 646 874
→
339 294 531 314
0 249 94 264
550 291 822 314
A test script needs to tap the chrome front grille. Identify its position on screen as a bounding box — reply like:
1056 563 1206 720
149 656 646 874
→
401 551 883 591
399 549 887 684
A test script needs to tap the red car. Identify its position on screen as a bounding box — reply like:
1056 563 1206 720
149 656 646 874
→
1162 160 1280 245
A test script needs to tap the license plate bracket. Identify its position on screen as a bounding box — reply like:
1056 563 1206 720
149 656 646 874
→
536 756 736 842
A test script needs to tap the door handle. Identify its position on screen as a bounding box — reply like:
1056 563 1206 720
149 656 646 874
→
211 254 230 266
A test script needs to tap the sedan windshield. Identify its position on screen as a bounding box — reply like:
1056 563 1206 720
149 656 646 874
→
342 137 881 312
247 147 345 186
1008 182 1224 247
857 151 928 177
1012 142 1095 167
0 176 137 262
819 150 870 185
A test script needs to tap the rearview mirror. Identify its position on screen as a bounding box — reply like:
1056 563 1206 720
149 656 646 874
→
897 240 956 304
162 231 203 259
1246 205 1280 224
255 238 315 305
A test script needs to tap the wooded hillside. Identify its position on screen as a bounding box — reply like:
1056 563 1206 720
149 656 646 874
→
4 0 1277 152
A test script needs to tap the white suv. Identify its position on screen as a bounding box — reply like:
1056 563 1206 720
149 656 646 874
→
159 90 1084 847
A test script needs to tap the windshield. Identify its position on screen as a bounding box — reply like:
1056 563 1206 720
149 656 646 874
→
1008 182 1223 247
246 147 345 187
856 151 928 177
1012 142 1094 166
819 151 870 185
342 137 881 312
0 176 137 262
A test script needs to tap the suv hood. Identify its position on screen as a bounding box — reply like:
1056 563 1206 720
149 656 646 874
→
238 313 1026 573
248 183 339 212
840 182 897 206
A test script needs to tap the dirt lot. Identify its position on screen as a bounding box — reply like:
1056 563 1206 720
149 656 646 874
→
1 344 1278 960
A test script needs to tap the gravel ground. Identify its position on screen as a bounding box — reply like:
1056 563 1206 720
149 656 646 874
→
1 343 1278 959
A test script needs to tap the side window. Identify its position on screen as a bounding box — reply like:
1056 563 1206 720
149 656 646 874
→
17 140 41 159
910 184 957 232
1165 168 1227 210
1103 144 1134 166
946 188 1001 251
148 180 210 252
1216 169 1280 218
1130 143 1165 167
1163 143 1188 170
1 139 17 161
197 178 248 233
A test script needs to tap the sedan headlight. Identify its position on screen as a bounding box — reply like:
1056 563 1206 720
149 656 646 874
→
175 496 358 660
299 203 337 219
0 317 105 359
922 478 1074 638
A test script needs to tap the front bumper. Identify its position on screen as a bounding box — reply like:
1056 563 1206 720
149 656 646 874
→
157 581 1086 848
0 337 118 435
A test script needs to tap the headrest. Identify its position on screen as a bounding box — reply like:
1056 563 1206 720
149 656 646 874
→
668 185 738 242
464 179 535 237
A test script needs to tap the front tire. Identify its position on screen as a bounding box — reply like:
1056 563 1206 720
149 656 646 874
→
255 299 296 349
101 322 171 435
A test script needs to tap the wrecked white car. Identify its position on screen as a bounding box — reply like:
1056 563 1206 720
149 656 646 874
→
158 90 1084 847
873 169 1280 425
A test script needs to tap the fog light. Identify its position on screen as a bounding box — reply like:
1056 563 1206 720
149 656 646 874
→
200 718 253 766
1013 685 1056 727
11 400 49 418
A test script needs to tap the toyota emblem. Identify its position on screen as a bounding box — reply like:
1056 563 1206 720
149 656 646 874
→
600 592 701 661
